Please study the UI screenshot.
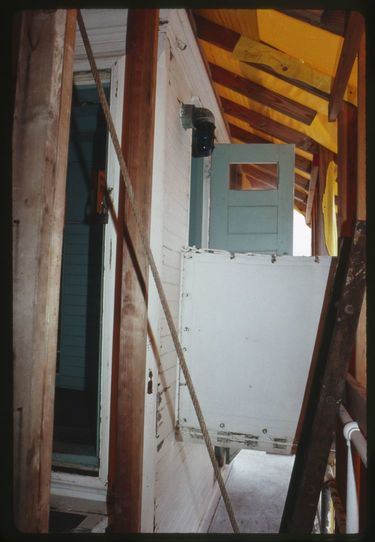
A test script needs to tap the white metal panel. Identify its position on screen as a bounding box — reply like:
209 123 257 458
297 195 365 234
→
178 248 331 454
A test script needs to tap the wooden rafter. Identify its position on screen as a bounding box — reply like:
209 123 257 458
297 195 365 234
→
193 13 330 101
328 11 365 121
295 176 309 195
229 124 313 175
221 96 318 153
209 62 317 125
295 155 312 174
229 122 269 144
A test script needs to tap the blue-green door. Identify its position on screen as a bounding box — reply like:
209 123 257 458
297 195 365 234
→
53 84 109 469
209 144 294 255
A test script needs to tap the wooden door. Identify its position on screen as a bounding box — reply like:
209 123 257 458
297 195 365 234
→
209 144 294 255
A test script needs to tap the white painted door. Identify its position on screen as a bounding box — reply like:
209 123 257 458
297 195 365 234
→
178 248 331 455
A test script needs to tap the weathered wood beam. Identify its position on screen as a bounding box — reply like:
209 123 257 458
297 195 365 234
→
193 14 330 101
221 96 318 153
357 29 366 222
355 27 366 389
278 9 346 36
295 173 309 189
280 221 366 534
305 158 319 225
209 62 317 125
12 9 76 532
107 9 159 533
295 155 312 174
328 11 365 121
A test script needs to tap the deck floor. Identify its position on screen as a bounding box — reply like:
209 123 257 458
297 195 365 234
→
208 449 295 533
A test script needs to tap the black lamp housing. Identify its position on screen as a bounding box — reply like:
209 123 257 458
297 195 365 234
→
180 104 216 158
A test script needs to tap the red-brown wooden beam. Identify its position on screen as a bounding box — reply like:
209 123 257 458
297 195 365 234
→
230 123 269 144
12 9 76 532
209 63 317 125
193 14 330 101
108 9 159 533
229 123 313 174
337 102 357 237
328 11 365 121
280 221 366 534
221 96 318 153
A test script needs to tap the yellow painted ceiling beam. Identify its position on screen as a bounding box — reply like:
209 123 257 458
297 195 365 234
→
216 83 337 153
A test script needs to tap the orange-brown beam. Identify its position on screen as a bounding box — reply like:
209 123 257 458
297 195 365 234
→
108 9 159 533
12 9 76 532
328 11 365 121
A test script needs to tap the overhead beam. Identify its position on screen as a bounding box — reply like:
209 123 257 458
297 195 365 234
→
209 62 317 125
328 11 365 121
12 9 76 532
193 14 330 101
107 9 159 533
229 123 312 174
221 96 318 153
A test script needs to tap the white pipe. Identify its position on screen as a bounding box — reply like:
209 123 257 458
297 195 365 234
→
339 405 367 468
343 421 359 533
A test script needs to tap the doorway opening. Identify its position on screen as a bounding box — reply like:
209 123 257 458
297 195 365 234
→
52 83 110 472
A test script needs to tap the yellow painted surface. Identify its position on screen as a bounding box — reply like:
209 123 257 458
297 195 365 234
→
233 34 356 106
234 35 333 93
322 160 338 256
257 10 357 96
216 83 337 152
196 9 357 105
201 41 332 116
227 113 313 161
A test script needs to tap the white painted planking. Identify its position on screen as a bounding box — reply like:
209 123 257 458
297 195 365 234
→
178 249 331 455
74 10 127 71
149 11 231 533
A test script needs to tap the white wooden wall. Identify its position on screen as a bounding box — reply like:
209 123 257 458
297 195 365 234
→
141 10 230 533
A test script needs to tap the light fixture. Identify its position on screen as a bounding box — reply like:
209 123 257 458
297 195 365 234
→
180 104 216 158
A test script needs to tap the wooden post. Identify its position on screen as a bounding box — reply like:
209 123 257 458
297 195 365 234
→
108 9 159 533
12 9 76 532
355 29 366 387
280 221 366 534
337 102 357 237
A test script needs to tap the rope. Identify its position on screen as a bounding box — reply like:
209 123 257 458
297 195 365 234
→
77 10 240 534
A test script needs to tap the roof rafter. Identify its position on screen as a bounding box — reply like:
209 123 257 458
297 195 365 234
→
193 13 331 101
221 96 318 153
229 123 312 173
209 63 317 125
328 11 364 121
